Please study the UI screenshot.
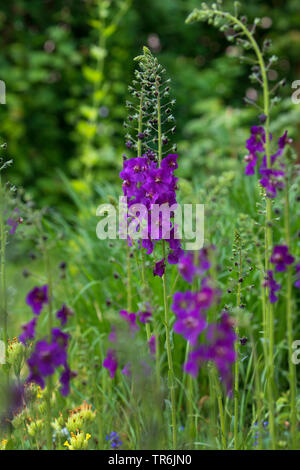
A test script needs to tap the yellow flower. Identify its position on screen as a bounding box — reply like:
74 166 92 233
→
64 431 92 450
1 439 7 450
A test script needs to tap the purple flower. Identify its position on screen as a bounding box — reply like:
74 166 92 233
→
244 153 258 175
178 252 197 284
26 285 48 315
259 168 285 198
59 366 76 396
108 326 117 343
51 328 69 365
56 304 73 326
28 341 59 379
258 131 290 198
19 317 37 345
120 309 139 334
244 126 266 174
295 264 300 289
149 335 156 356
178 248 212 283
106 432 122 449
270 245 295 272
263 270 281 303
167 247 184 265
173 310 206 346
153 258 166 277
172 291 197 317
121 363 131 377
7 208 23 235
161 154 178 172
103 349 118 379
138 311 152 324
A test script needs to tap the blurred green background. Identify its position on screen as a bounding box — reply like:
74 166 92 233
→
0 0 299 210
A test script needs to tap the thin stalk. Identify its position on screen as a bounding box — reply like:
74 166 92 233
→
249 331 263 450
0 173 8 366
126 244 132 312
234 247 242 449
284 182 297 448
213 367 226 449
162 242 177 449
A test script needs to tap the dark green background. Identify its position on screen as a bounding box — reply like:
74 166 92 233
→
0 0 299 208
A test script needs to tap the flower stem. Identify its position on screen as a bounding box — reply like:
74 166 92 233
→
126 244 132 312
234 246 242 449
0 173 8 370
284 181 297 449
213 367 226 449
162 241 177 449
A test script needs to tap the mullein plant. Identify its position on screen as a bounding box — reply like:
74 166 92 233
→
186 0 300 450
104 47 181 449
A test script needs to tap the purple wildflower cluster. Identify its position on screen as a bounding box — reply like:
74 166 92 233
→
172 248 235 394
244 126 291 198
120 153 183 277
103 309 154 379
20 285 75 396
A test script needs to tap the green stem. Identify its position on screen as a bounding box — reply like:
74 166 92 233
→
285 182 297 449
0 173 8 365
213 367 226 449
126 244 132 312
162 242 177 449
234 247 242 449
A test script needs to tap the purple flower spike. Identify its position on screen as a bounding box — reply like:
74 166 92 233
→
270 245 295 272
103 349 118 379
263 270 281 303
56 304 74 326
153 258 166 277
26 285 49 315
19 317 37 345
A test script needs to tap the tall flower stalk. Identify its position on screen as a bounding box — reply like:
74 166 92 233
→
121 46 178 449
186 2 279 449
